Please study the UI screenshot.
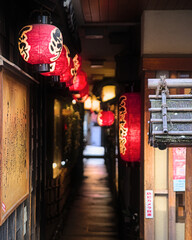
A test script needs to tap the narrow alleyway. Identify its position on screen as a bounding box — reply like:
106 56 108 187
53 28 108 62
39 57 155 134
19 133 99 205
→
59 146 119 240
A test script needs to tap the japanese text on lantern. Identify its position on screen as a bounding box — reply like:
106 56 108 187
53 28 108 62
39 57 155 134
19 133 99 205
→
119 95 128 155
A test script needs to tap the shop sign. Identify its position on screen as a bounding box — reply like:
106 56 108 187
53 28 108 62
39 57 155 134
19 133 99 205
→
173 147 186 191
145 190 153 218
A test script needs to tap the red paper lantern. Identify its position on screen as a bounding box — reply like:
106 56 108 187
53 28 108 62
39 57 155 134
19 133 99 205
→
40 45 70 77
97 110 115 127
72 83 89 98
18 24 63 65
73 54 82 73
119 93 141 162
60 56 75 83
69 70 87 91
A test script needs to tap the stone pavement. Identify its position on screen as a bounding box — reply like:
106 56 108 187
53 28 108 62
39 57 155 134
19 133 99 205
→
59 156 119 240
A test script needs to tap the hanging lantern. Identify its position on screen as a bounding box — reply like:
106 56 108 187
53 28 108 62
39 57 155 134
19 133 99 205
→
40 45 70 78
72 83 89 99
72 83 89 103
97 110 115 127
69 70 87 91
18 21 63 71
60 56 75 84
73 54 82 73
119 93 141 162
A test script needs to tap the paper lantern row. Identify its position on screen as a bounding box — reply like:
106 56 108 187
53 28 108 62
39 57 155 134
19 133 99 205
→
18 22 89 102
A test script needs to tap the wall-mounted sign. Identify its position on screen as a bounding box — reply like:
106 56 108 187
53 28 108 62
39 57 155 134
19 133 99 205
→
145 190 153 218
173 147 186 192
0 69 29 225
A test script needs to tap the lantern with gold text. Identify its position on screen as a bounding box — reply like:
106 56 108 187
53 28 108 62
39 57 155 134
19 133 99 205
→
40 45 70 78
60 56 75 84
69 70 87 92
72 84 89 102
73 54 82 73
97 110 115 127
119 93 141 162
18 23 63 72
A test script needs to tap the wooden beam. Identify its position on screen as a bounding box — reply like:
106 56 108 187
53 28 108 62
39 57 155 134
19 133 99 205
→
168 148 176 240
142 57 192 72
143 71 155 240
185 147 192 240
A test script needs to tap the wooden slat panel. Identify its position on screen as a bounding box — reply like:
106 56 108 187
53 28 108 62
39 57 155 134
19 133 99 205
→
99 0 109 22
81 0 92 22
142 58 192 72
89 0 100 22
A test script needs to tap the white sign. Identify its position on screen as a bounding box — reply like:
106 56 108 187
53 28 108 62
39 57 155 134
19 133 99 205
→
145 190 153 218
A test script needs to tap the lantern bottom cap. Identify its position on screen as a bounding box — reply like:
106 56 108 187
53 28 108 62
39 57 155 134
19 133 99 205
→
34 64 50 73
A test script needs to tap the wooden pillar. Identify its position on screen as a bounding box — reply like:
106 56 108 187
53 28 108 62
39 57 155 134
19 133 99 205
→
168 149 176 240
143 71 155 240
185 147 192 240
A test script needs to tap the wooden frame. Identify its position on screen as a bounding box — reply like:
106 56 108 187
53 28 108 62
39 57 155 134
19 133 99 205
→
0 68 29 225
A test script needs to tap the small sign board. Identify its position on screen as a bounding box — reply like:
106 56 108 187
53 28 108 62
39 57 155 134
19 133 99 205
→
145 190 153 218
173 147 186 192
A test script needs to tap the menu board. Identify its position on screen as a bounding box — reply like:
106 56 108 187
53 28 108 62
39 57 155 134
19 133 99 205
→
0 70 29 225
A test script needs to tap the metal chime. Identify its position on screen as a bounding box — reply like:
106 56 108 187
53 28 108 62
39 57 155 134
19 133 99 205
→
148 76 192 150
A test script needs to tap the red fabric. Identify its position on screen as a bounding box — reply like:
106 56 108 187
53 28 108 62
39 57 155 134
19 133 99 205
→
119 93 141 162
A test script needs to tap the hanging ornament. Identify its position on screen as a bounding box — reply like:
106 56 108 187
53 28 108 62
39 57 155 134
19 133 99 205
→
69 70 87 92
73 54 82 73
97 110 115 127
18 20 63 72
119 92 141 162
40 45 70 78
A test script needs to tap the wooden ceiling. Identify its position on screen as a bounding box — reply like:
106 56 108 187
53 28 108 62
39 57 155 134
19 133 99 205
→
72 0 192 86
80 0 192 24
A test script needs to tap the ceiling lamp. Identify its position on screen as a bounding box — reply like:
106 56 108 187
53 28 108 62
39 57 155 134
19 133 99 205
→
101 85 116 102
68 70 87 92
84 96 92 110
97 110 115 127
90 59 104 68
119 92 141 162
91 95 100 112
40 45 70 80
18 15 63 72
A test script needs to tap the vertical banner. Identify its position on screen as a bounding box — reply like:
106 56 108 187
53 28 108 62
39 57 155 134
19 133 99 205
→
145 190 153 218
173 147 186 191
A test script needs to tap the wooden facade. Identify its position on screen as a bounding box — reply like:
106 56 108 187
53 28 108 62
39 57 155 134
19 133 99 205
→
142 57 192 240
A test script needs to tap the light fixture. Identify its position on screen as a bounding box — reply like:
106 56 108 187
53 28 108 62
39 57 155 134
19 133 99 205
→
90 59 104 68
101 85 116 102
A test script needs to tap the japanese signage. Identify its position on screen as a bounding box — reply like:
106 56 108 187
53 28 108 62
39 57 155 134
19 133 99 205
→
173 147 186 191
145 190 153 218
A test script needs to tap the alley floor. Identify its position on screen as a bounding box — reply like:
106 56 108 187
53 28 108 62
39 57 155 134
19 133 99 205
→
58 145 119 240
